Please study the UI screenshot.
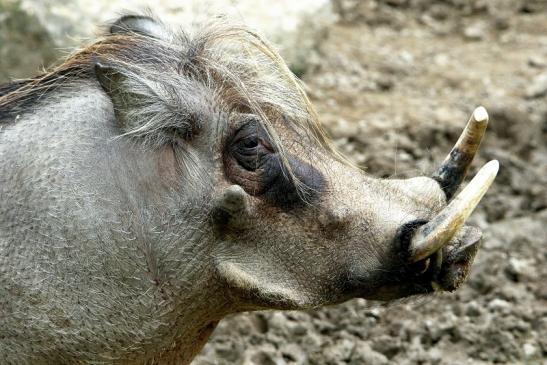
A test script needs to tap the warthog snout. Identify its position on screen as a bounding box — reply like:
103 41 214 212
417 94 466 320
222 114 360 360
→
352 107 498 299
404 108 498 292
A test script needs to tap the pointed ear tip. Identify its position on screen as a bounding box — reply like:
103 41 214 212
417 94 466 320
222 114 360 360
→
93 61 110 81
118 14 156 22
93 61 119 93
109 14 165 39
110 14 151 29
110 15 151 33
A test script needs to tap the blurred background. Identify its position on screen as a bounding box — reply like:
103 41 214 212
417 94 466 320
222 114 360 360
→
1 0 546 364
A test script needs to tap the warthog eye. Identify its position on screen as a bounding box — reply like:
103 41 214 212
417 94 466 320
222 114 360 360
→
223 118 279 195
230 121 274 172
224 117 325 207
240 136 258 149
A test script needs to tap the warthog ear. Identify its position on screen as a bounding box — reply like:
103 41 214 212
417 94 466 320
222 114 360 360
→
94 62 121 96
94 62 130 115
94 61 203 143
110 15 168 40
94 62 149 132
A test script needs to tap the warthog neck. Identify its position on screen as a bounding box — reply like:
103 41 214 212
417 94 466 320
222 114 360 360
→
0 84 231 363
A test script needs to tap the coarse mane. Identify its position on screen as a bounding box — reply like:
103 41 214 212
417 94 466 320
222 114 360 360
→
1 21 326 138
0 18 351 192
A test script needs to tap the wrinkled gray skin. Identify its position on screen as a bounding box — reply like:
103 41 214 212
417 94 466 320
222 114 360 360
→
0 16 480 364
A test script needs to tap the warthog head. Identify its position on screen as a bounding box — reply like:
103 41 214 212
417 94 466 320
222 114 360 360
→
0 15 498 364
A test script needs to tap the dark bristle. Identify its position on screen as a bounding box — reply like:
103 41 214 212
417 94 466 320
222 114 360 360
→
0 79 34 98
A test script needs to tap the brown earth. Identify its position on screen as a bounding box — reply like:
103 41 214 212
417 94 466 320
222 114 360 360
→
195 1 547 364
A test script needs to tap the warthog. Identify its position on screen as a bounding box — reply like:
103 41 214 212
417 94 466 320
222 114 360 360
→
0 15 498 364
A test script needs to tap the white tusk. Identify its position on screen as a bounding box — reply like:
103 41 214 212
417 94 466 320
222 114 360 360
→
433 106 489 200
409 160 499 263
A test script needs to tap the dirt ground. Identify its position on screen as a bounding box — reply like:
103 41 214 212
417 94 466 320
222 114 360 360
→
194 1 547 364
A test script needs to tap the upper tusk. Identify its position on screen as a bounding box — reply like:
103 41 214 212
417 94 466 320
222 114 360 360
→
408 160 499 263
433 106 489 200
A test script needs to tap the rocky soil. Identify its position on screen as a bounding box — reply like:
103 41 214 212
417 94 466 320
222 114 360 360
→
1 0 546 364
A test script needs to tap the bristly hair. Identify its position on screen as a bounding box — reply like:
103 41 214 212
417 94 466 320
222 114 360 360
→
0 17 350 195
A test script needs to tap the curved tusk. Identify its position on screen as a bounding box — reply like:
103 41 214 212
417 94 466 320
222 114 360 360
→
409 160 499 263
433 106 489 200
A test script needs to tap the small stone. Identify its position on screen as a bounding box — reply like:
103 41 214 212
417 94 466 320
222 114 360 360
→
399 51 414 64
523 342 537 357
525 72 547 98
372 335 402 358
279 344 307 365
434 53 450 66
350 342 389 365
528 55 547 68
465 301 483 317
329 118 360 138
375 76 394 91
247 349 286 365
267 312 290 335
463 21 488 41
493 14 511 30
505 257 538 281
384 0 408 7
322 339 355 363
289 324 308 337
487 298 512 312
301 331 322 348
427 347 443 362
366 308 382 318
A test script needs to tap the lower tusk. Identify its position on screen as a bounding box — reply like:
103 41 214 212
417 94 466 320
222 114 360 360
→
408 160 499 263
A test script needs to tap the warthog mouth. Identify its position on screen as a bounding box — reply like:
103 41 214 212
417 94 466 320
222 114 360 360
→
405 224 482 293
349 107 498 301
399 106 498 296
435 226 482 291
400 106 498 295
